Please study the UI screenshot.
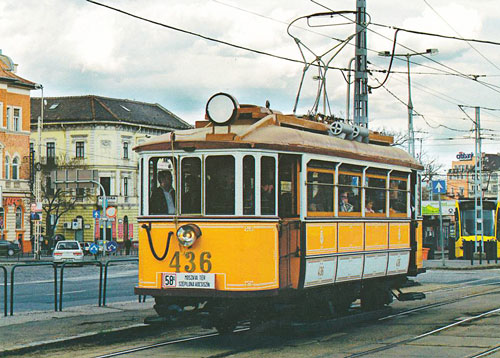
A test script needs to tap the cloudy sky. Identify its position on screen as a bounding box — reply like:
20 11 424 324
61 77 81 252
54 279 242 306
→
2 0 500 172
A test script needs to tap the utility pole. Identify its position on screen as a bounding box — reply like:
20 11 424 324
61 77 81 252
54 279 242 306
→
353 0 368 128
474 106 483 264
378 49 438 157
34 85 44 260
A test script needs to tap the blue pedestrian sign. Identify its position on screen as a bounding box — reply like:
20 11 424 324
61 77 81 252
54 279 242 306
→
89 243 99 255
432 180 446 194
106 241 118 253
92 210 101 219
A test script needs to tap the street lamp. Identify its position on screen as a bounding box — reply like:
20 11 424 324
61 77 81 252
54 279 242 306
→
34 84 44 259
378 48 438 158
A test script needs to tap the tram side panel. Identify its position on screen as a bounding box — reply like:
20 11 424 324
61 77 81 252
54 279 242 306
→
137 222 279 294
302 220 413 289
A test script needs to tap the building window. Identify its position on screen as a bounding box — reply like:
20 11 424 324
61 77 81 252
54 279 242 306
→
12 157 19 180
0 102 3 127
123 177 128 197
100 177 111 196
75 141 85 158
46 142 55 164
5 156 9 179
123 142 129 159
13 108 21 131
15 207 22 229
6 107 11 130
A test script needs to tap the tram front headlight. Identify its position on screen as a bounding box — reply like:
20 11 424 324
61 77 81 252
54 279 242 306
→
176 224 202 247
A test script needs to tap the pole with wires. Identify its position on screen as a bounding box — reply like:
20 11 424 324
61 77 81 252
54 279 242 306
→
354 0 368 128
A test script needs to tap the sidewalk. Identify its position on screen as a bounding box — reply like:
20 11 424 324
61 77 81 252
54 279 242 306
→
424 258 500 270
0 300 155 356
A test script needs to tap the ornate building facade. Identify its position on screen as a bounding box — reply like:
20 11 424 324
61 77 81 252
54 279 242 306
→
0 50 37 252
31 95 191 246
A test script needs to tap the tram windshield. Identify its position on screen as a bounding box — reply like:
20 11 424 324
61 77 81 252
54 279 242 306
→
461 209 495 237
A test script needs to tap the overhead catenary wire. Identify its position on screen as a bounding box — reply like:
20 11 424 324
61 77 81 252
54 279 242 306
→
422 0 500 73
85 0 500 144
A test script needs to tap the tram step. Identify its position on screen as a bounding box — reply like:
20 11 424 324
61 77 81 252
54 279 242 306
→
396 292 426 301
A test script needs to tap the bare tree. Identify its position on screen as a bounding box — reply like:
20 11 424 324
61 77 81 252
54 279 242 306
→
33 155 93 240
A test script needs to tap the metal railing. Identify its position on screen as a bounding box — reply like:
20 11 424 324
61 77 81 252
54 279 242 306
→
102 258 138 306
0 265 6 316
59 261 103 311
10 262 58 315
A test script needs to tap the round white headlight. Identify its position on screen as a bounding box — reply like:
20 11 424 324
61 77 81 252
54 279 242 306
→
176 224 202 247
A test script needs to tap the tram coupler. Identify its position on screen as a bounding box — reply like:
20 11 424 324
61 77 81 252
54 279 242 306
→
392 289 426 301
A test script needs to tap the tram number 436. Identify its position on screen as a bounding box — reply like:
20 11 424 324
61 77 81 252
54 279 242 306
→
169 251 212 273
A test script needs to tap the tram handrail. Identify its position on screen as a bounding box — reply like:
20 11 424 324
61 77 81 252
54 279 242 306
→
102 258 138 306
10 262 58 316
59 261 103 311
0 266 6 316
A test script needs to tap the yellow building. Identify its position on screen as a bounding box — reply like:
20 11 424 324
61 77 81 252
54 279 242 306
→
0 50 38 253
30 95 190 247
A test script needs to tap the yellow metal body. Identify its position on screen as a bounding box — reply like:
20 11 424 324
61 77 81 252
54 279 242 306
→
453 201 499 259
138 222 279 292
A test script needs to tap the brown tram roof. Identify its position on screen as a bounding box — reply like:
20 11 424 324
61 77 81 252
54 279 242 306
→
134 113 423 170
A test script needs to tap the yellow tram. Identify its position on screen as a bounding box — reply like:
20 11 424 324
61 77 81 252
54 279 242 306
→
452 200 500 259
134 93 425 332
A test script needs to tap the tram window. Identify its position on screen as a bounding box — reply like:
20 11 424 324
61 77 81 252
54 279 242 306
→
307 170 333 215
261 157 276 215
338 172 361 214
181 157 201 214
365 176 386 215
148 157 177 215
243 156 255 215
206 156 235 215
279 155 299 218
389 177 408 215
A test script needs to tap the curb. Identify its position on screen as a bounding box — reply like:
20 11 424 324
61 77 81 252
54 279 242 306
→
0 323 147 357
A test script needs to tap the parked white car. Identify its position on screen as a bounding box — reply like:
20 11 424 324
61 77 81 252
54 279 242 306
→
52 241 84 263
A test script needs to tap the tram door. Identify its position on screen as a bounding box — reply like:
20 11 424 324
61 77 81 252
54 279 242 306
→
278 155 301 289
409 170 422 274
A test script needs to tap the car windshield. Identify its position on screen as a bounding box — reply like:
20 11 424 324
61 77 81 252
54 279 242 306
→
57 242 80 250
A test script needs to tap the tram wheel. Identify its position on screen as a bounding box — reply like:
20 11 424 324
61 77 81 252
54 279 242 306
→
360 283 392 311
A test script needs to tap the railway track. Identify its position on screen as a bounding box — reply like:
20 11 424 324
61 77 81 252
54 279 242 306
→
88 282 500 358
347 306 500 357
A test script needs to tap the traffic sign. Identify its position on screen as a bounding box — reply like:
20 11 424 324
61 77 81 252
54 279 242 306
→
106 241 118 253
432 180 446 194
89 243 99 255
92 210 100 219
105 206 117 218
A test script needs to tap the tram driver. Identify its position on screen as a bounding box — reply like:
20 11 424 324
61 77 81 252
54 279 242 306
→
150 170 176 214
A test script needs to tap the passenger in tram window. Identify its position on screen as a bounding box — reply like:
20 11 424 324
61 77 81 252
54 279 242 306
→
339 190 354 212
150 170 176 214
365 199 375 213
390 191 407 214
308 183 323 211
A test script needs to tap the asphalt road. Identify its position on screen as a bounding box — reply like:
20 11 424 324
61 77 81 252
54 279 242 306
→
0 261 138 313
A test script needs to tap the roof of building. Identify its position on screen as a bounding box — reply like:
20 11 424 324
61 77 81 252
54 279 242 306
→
0 53 37 89
30 95 192 130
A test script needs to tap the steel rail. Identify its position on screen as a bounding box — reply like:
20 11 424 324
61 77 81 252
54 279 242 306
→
93 328 250 358
347 306 500 357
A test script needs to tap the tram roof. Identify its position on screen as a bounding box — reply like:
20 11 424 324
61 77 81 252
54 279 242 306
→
135 113 423 170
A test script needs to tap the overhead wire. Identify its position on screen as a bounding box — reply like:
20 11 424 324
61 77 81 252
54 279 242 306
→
311 1 500 95
85 0 500 140
422 0 500 73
